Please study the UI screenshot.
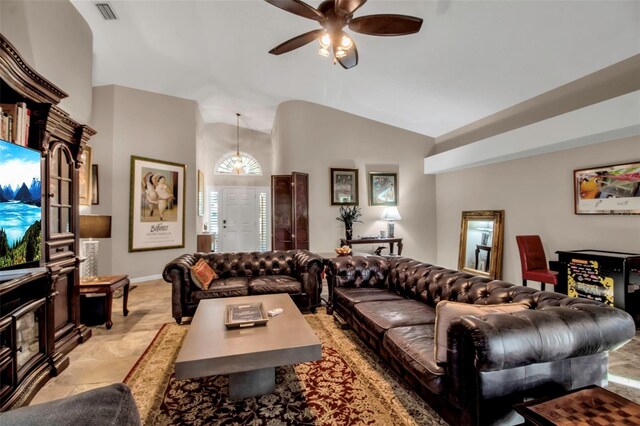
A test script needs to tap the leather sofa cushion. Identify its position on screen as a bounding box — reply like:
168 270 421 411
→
434 300 529 363
249 275 302 295
334 287 404 309
191 277 249 301
383 325 445 394
354 300 436 339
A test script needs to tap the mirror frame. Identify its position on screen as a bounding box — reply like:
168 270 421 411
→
457 210 505 280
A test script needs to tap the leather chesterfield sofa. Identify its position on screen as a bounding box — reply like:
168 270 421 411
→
326 255 635 426
163 250 323 324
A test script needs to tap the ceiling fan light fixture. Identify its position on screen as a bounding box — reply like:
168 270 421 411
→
319 33 331 48
318 47 330 57
340 35 353 49
335 49 347 59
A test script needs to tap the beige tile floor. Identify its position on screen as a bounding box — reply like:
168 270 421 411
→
30 278 640 409
30 278 173 405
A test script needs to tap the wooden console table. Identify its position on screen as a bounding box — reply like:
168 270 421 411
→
79 275 130 329
340 237 403 256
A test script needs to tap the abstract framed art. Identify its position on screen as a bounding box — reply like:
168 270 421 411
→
129 155 186 252
574 162 640 215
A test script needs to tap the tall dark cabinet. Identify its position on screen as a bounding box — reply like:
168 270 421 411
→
271 172 309 250
0 34 94 409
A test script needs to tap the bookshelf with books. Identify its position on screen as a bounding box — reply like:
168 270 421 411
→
0 34 96 409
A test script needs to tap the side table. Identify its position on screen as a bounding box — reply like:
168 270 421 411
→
513 385 640 425
79 275 130 329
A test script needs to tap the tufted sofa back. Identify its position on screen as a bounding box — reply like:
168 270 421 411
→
195 250 299 279
331 256 611 311
328 256 389 289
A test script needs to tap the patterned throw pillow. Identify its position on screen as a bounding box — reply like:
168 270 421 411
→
434 300 529 363
190 258 218 290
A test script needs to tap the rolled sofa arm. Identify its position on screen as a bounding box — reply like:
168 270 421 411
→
293 250 324 311
448 304 635 372
162 254 198 323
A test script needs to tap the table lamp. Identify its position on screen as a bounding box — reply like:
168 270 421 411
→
79 215 112 277
381 207 401 238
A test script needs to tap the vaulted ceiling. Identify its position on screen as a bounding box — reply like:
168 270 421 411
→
71 0 640 137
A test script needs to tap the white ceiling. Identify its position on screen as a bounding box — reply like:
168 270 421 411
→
71 0 640 137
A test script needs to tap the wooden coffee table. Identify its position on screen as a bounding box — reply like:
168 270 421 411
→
175 294 322 400
514 385 640 425
79 275 130 329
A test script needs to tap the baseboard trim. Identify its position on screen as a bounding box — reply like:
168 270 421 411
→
130 274 163 284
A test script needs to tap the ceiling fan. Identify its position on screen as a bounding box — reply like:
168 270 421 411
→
265 0 423 69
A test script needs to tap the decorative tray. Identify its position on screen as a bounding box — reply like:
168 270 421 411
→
225 302 269 329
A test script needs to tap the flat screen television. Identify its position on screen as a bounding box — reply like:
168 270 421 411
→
0 139 42 271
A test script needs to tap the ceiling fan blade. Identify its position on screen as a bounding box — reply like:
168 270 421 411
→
333 36 358 69
269 29 325 55
264 0 325 21
348 14 423 36
334 0 367 17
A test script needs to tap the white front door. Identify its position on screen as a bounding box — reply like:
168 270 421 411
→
221 188 258 252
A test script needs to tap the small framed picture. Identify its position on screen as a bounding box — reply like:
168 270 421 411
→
330 168 359 205
78 145 92 206
369 172 398 206
91 164 99 205
574 162 640 215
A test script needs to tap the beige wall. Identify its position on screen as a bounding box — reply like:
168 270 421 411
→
89 85 198 280
435 136 640 286
0 0 93 123
273 101 437 262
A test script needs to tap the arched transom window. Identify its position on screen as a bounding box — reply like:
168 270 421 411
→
214 152 262 176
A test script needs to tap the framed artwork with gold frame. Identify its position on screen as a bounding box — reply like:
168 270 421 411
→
78 145 92 206
129 155 186 252
457 210 504 280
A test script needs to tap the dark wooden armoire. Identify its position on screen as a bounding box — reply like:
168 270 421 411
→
271 172 309 250
0 34 94 409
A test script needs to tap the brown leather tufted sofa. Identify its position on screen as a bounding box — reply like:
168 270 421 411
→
326 255 635 426
163 250 323 324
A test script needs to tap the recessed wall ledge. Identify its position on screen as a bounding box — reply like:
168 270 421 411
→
424 91 640 175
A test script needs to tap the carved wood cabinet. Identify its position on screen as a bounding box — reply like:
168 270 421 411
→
0 34 94 408
271 172 309 250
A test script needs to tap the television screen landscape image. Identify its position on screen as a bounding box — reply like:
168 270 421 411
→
0 140 42 270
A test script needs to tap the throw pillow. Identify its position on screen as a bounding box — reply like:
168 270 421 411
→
190 258 218 290
434 300 529 363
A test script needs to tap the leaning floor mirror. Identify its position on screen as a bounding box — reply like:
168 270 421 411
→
457 210 505 280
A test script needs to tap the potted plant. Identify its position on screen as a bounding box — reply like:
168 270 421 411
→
336 206 363 241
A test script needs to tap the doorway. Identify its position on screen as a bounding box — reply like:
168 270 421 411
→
212 187 270 252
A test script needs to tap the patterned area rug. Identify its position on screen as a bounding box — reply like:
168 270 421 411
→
124 309 446 425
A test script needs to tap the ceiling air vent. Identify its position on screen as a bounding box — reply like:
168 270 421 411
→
95 3 118 20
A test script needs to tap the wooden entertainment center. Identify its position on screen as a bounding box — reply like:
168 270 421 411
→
0 34 95 409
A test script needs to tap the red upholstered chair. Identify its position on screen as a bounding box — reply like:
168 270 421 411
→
515 235 558 291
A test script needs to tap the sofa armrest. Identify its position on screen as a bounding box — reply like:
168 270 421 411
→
446 303 635 412
162 254 198 322
293 250 324 310
448 304 634 372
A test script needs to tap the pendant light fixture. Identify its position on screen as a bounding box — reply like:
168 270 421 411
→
232 113 244 175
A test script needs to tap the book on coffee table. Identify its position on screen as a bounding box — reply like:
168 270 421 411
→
225 302 268 329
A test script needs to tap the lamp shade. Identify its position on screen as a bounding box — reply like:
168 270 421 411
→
381 207 401 221
79 215 112 239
